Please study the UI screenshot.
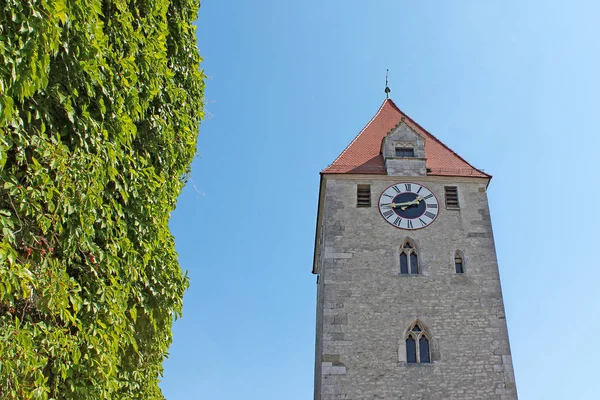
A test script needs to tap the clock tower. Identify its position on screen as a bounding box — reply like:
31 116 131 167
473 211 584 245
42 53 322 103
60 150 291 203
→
312 99 518 399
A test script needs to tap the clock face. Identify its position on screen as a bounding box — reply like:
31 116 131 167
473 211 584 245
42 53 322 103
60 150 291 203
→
378 183 439 230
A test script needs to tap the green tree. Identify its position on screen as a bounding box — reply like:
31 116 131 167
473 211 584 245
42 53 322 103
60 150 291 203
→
0 0 204 398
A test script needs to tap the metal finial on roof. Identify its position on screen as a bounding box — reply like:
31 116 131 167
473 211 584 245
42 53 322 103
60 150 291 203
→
385 69 391 99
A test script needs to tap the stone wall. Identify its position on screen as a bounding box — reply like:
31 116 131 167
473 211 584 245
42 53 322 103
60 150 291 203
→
314 175 518 400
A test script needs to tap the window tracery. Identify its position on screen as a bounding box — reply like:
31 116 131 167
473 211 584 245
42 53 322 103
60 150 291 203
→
400 241 419 275
406 322 430 364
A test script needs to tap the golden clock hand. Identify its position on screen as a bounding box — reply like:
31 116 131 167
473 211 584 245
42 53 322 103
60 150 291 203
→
400 197 424 210
400 201 418 210
398 202 418 211
382 202 409 208
383 197 425 209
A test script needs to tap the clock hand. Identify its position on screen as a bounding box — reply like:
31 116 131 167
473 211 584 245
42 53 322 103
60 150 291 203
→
400 196 425 210
380 200 417 209
380 202 405 209
380 202 410 208
382 197 426 209
400 201 418 210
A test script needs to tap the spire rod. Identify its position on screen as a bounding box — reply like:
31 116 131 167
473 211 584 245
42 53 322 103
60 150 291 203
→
384 69 391 99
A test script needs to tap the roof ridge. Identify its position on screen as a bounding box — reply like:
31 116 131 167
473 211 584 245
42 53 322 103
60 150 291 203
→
387 99 491 179
322 100 388 173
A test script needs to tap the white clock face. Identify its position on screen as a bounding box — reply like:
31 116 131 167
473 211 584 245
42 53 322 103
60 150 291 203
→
378 183 439 230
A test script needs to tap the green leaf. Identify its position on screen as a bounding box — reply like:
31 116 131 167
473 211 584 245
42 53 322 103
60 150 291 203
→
53 0 68 24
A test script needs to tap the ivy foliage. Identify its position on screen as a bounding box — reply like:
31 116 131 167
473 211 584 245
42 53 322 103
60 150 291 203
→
0 0 204 398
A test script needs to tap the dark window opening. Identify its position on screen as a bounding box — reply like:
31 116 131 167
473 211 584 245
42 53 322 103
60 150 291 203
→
357 184 371 207
410 253 419 274
419 336 431 363
400 253 409 275
395 147 415 158
445 186 459 208
406 336 417 364
455 252 464 274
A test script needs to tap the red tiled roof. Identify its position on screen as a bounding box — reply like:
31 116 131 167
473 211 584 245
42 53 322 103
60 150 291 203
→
323 99 490 179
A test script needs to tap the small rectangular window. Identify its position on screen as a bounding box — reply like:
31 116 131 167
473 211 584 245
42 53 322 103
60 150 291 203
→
395 147 415 158
357 184 371 207
445 186 459 209
455 255 464 274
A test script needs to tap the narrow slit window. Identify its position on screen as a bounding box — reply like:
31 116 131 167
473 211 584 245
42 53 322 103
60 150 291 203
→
455 252 464 274
410 253 419 274
406 336 417 364
395 147 415 158
419 336 431 363
357 184 371 208
445 186 459 209
400 253 409 275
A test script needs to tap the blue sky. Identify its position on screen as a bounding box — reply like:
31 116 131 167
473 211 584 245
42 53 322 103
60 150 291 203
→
161 1 600 399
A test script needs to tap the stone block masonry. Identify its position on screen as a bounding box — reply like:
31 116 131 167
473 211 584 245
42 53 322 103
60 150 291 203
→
313 175 518 400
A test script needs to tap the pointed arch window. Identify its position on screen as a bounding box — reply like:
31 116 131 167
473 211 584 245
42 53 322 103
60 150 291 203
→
400 241 419 275
455 251 464 274
406 323 430 364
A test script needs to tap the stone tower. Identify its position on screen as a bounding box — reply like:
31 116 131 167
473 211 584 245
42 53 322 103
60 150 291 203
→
312 99 518 400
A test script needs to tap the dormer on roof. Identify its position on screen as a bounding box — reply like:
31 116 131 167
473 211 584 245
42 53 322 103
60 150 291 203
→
381 120 426 176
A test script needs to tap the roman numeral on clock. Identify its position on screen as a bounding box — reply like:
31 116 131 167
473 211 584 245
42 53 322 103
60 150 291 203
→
427 203 438 208
407 220 413 229
416 186 423 193
383 194 394 198
383 210 394 218
425 211 436 219
423 194 433 200
393 217 402 227
392 186 401 193
404 183 411 191
419 218 426 226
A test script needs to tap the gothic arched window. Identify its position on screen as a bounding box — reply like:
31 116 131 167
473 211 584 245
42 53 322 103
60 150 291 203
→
400 241 419 275
406 322 430 364
455 251 464 274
